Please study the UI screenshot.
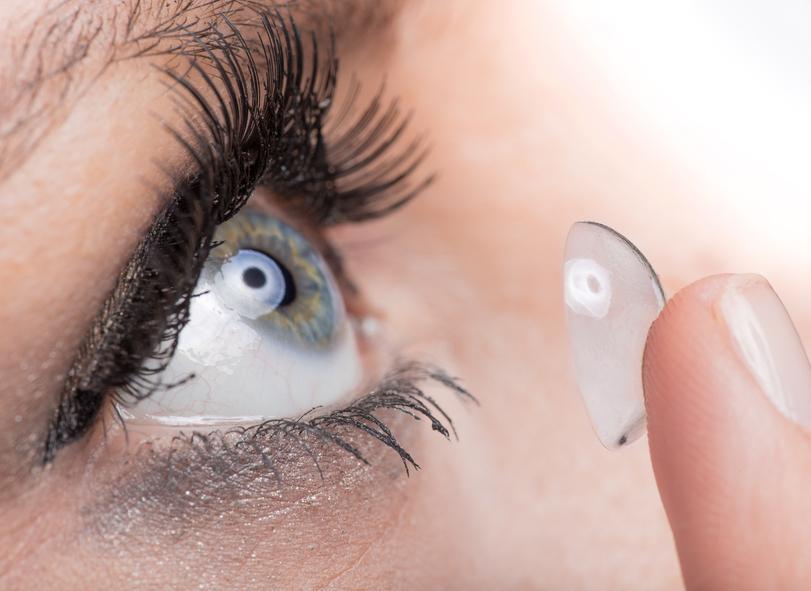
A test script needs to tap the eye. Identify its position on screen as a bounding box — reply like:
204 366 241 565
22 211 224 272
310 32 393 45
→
119 210 363 427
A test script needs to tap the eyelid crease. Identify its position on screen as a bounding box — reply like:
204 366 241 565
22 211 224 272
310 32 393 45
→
43 7 433 462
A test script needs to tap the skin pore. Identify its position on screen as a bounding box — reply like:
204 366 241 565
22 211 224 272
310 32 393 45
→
3 1 809 589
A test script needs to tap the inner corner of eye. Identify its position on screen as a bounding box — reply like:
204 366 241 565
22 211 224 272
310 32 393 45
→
119 209 372 430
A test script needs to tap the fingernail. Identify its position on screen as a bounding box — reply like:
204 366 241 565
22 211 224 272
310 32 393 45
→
719 275 811 428
564 222 666 449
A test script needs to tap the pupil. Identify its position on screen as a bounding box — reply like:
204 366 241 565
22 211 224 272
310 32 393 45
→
242 266 267 289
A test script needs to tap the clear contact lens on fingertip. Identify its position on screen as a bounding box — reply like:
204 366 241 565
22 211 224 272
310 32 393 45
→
563 221 665 449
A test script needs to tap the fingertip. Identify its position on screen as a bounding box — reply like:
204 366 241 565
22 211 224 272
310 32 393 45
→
643 273 742 436
642 273 811 589
643 272 805 451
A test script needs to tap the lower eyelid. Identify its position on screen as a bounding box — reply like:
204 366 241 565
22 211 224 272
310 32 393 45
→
87 362 474 535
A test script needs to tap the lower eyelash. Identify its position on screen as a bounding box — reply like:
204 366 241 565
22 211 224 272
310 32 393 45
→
232 360 476 476
86 362 475 535
151 360 474 479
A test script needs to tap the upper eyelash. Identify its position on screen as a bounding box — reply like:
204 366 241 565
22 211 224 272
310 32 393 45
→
45 9 431 461
167 11 431 225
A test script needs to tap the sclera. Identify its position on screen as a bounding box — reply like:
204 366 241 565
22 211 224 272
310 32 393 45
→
563 222 665 449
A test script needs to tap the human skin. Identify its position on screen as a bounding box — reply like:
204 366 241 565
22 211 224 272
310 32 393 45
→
2 1 809 589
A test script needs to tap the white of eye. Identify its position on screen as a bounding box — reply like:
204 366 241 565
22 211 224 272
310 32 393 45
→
118 254 362 429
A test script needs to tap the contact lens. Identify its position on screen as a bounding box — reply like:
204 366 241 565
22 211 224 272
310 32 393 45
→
563 222 665 449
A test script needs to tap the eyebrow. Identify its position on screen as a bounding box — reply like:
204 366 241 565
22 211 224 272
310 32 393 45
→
0 0 400 181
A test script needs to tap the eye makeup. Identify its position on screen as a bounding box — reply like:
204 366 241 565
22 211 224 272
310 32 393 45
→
44 9 466 471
